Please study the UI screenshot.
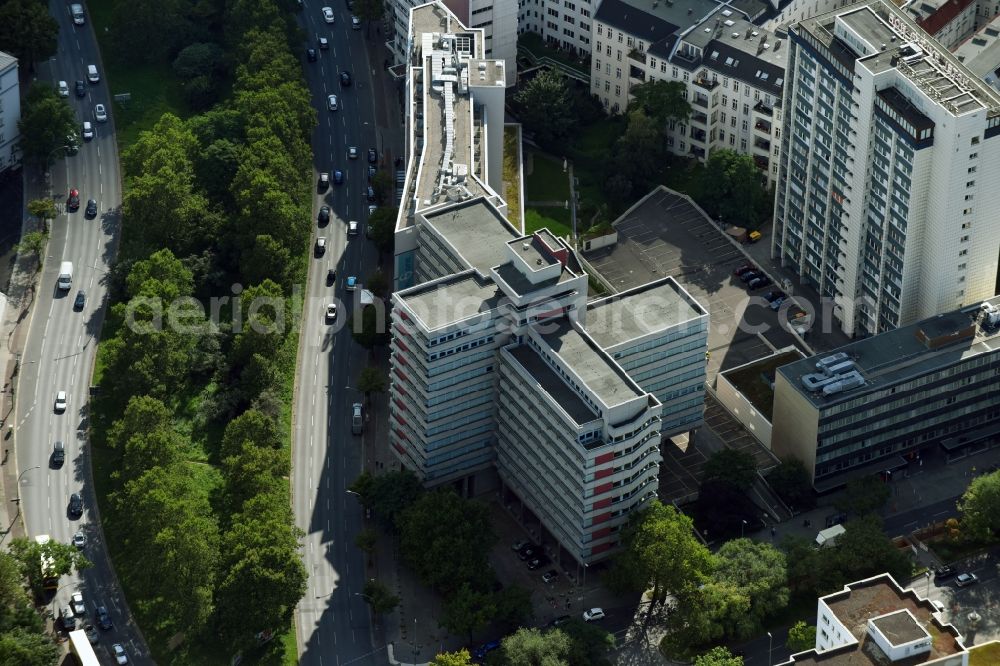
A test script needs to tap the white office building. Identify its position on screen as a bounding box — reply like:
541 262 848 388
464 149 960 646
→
0 52 20 173
772 0 1000 337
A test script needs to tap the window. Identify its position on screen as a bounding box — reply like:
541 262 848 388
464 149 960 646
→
616 67 621 79
959 249 968 256
733 82 739 92
615 84 621 96
742 119 748 131
968 166 977 174
722 95 728 105
604 80 610 92
672 66 678 78
958 263 966 270
743 103 749 115
962 222 971 229
967 180 975 187
972 135 980 145
616 49 621 61
597 24 603 35
961 235 969 242
965 194 973 201
740 138 747 150
970 152 978 159
963 208 973 215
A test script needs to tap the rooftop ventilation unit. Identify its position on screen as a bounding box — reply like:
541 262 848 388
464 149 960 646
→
801 372 839 391
815 352 849 372
821 370 865 396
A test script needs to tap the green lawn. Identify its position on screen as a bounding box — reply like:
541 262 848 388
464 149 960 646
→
571 118 626 218
525 206 572 239
970 642 1000 666
503 126 523 231
87 0 190 148
526 152 571 202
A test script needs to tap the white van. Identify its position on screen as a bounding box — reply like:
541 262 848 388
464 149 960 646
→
82 121 94 141
70 3 85 24
58 262 74 291
348 220 359 235
87 65 99 83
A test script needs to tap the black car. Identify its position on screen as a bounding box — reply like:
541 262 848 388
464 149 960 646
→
739 271 760 283
934 566 957 580
327 269 336 285
367 165 377 181
74 290 86 310
748 276 771 290
318 205 331 226
548 615 572 628
764 290 786 303
85 198 97 218
96 606 113 631
51 441 65 468
340 71 352 86
825 512 848 528
518 546 538 561
367 148 378 164
75 80 86 97
527 556 548 570
68 493 83 518
306 47 317 62
366 186 375 202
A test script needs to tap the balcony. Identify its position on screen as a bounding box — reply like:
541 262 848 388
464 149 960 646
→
690 145 706 159
690 111 708 125
753 154 769 170
628 48 646 65
693 77 718 91
690 128 707 143
753 137 771 152
692 94 709 109
629 65 646 82
753 100 774 116
754 119 772 133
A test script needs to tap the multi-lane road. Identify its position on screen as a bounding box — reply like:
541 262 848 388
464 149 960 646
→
293 2 384 664
14 0 149 663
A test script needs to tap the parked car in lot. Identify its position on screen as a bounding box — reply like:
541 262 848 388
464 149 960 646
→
769 296 786 310
61 606 77 631
583 608 605 621
764 290 785 303
739 271 760 283
84 623 99 644
318 205 331 226
934 566 957 580
542 569 559 583
71 591 86 615
734 263 757 277
518 546 538 561
527 556 548 570
748 276 772 290
511 540 530 551
825 513 847 528
548 615 571 628
956 573 978 587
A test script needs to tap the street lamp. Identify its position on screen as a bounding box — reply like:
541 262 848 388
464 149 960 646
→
925 570 932 596
767 631 773 666
2 465 41 543
741 519 748 538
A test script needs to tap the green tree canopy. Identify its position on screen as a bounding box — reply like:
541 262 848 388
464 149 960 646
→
221 408 283 461
0 0 58 70
561 619 615 666
693 646 743 666
17 83 75 168
696 150 770 228
357 366 387 398
714 539 790 639
348 469 424 529
362 579 399 615
630 80 691 124
786 620 817 653
514 69 577 151
835 476 891 517
367 206 397 253
349 305 390 350
501 627 571 666
958 470 1000 542
766 459 816 511
704 449 757 492
431 649 474 666
0 628 60 666
8 538 90 596
439 582 496 639
126 248 195 302
15 231 47 268
173 42 225 80
26 199 57 222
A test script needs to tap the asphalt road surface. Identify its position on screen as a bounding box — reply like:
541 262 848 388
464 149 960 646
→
14 1 149 663
293 2 384 664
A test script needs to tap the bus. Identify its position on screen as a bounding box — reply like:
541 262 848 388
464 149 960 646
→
34 535 58 591
68 630 100 666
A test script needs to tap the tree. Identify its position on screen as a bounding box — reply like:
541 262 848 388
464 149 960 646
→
108 396 186 484
367 270 389 298
666 581 748 651
221 408 282 461
357 366 387 400
366 206 397 253
349 305 390 350
713 539 790 639
110 0 192 64
362 579 399 615
835 476 890 517
612 500 713 605
439 583 496 639
493 585 534 630
173 42 225 80
693 479 761 540
958 470 1000 542
0 0 58 70
630 80 691 124
611 108 666 192
371 169 393 204
0 628 60 666
17 84 76 168
354 528 377 555
766 459 816 511
349 469 423 529
693 646 743 666
26 199 57 223
696 150 769 228
15 231 47 268
513 69 577 150
703 449 757 492
786 620 817 653
561 619 615 666
355 0 384 30
827 517 912 593
431 650 475 666
8 538 91 595
501 627 571 666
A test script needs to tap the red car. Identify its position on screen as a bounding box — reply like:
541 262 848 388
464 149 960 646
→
68 188 80 210
733 263 756 276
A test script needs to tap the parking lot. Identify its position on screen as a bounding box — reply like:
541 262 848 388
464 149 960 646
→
584 187 849 379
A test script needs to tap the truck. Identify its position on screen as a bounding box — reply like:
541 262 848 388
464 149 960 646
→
815 524 846 548
69 3 85 25
34 534 59 591
58 261 73 291
68 629 100 666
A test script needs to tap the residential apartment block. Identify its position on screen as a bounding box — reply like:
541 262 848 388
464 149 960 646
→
772 0 1000 337
777 574 970 665
388 1 709 565
0 52 20 173
954 11 1000 90
771 296 1000 489
517 0 595 53
589 0 788 184
907 0 979 49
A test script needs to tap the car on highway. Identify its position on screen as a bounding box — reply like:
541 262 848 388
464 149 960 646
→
346 275 357 291
315 237 327 256
367 165 377 180
368 148 378 164
368 204 377 218
306 47 317 62
340 71 352 86
54 391 68 412
52 440 65 468
94 103 107 122
318 172 330 189
583 608 605 622
956 573 978 587
74 290 86 310
68 189 81 210
322 6 335 22
112 643 129 664
61 605 77 631
348 220 359 235
58 80 69 97
85 198 98 218
327 268 337 285
82 121 94 141
73 530 87 548
325 303 338 323
68 492 84 518
75 80 86 97
333 169 344 184
318 205 331 226
365 186 375 202
71 591 86 615
327 94 339 111
84 623 99 644
348 146 358 159
319 36 329 50
542 569 559 583
351 15 361 29
96 606 113 630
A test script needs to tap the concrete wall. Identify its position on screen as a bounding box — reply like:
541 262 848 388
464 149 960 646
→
715 371 775 449
770 370 820 481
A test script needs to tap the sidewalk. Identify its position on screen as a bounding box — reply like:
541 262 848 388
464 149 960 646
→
0 165 50 547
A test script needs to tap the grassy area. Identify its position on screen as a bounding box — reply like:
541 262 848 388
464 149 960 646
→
87 0 190 148
503 125 522 231
525 152 570 202
970 642 1000 666
525 206 572 239
722 350 804 421
571 117 626 219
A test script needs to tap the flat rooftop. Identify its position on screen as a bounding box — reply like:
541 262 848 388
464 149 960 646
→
422 199 521 275
585 277 706 350
397 272 503 331
870 610 928 646
539 321 645 409
778 296 1000 408
955 15 1000 87
507 345 598 425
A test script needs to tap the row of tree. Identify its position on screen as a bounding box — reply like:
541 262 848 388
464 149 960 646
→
91 0 317 660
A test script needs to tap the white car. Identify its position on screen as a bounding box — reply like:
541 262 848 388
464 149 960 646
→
318 36 329 50
930 600 946 613
58 80 69 97
327 94 339 111
351 15 361 29
71 591 86 615
322 6 335 22
956 573 979 587
73 530 87 548
368 204 377 217
325 303 338 322
94 104 107 122
54 391 68 413
583 607 605 622
348 220 358 235
82 121 94 141
112 643 128 664
315 237 327 255
348 146 358 159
